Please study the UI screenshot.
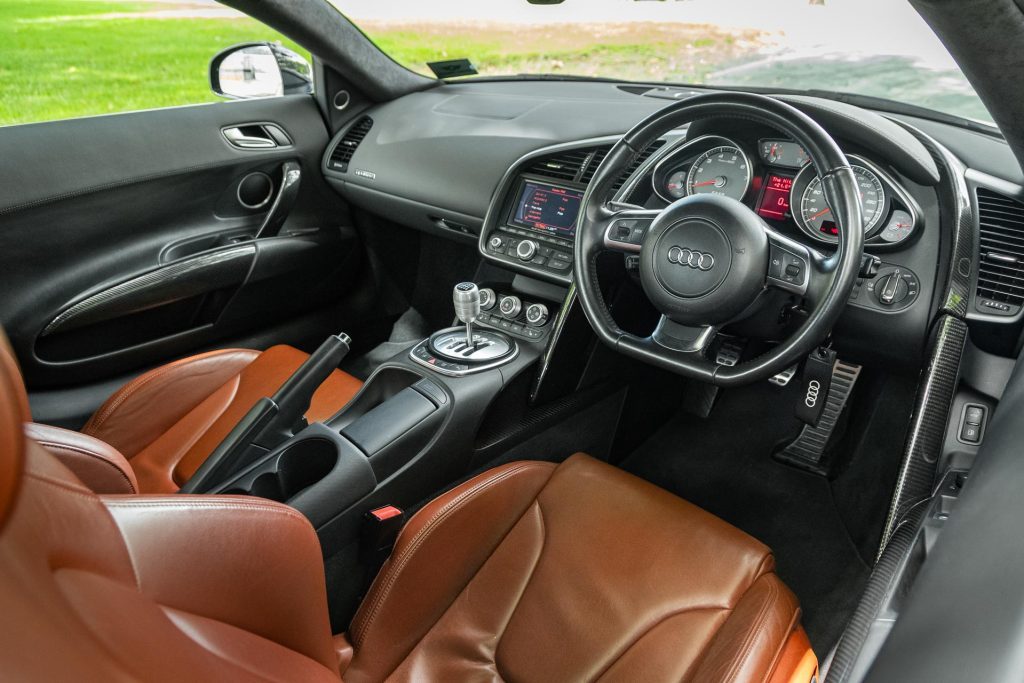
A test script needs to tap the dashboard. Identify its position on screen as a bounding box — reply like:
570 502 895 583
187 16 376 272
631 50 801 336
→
321 79 1024 365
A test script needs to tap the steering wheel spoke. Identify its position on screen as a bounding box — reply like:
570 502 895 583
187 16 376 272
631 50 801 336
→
764 227 835 304
600 206 661 253
651 317 718 355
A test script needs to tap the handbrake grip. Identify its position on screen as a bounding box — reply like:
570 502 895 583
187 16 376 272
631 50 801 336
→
179 333 352 494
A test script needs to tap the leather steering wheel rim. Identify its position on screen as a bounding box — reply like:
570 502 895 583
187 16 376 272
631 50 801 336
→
573 92 864 387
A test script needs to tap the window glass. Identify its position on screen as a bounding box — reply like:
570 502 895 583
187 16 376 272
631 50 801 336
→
1 0 310 126
329 0 993 125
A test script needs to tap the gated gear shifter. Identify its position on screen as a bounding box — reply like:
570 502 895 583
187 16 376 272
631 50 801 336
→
453 282 481 349
414 282 518 374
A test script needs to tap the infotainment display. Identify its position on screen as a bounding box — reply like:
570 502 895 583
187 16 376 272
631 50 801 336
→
509 180 584 239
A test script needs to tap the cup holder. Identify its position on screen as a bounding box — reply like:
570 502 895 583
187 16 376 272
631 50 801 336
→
244 438 339 503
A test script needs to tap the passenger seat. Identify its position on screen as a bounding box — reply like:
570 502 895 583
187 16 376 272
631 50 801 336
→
31 345 362 494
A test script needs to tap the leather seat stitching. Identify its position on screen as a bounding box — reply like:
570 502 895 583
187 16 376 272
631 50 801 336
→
86 349 252 432
592 605 733 682
353 463 544 648
28 472 100 498
492 500 548 680
35 440 136 493
102 500 311 524
724 578 780 683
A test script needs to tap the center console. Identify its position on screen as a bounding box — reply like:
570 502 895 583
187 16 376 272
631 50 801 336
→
200 280 561 572
480 173 582 284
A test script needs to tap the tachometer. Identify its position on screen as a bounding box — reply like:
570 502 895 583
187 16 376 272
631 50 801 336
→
685 145 751 201
794 165 886 240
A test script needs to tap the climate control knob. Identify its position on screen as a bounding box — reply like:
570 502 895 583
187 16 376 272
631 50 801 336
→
499 295 522 318
525 303 549 326
516 240 539 261
478 287 496 310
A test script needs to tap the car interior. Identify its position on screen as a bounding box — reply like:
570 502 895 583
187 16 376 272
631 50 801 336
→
3 0 1024 680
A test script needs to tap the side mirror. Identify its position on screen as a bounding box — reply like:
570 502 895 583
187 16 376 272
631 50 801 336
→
210 42 313 100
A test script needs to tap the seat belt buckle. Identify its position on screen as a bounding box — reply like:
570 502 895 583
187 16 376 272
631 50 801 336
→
361 505 405 570
796 346 836 427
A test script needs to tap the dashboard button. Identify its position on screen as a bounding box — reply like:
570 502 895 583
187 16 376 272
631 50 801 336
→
548 258 571 271
965 406 984 425
488 236 506 252
960 422 981 444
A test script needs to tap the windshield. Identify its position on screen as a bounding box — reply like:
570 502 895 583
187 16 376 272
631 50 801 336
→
331 0 993 125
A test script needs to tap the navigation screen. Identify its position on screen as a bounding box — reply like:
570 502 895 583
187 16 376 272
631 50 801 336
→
509 181 583 239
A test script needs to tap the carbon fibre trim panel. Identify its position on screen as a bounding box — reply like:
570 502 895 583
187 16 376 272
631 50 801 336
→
42 244 255 336
827 505 927 683
877 314 966 556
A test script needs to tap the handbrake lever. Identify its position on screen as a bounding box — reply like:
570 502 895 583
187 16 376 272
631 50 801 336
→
179 332 352 494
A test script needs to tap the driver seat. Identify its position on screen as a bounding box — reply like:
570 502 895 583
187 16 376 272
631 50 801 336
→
0 330 816 682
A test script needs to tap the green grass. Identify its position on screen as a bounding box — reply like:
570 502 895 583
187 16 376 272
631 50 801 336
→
0 0 309 125
0 2 756 125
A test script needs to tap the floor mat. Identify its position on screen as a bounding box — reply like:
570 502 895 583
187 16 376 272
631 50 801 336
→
619 380 870 652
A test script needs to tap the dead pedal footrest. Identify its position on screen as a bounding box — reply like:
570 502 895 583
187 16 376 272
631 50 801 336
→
776 360 862 474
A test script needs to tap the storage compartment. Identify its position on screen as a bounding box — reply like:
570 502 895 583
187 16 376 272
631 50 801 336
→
213 422 376 527
244 438 338 503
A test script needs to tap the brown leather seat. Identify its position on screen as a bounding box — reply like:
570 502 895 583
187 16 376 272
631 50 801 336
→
46 344 363 494
0 331 816 682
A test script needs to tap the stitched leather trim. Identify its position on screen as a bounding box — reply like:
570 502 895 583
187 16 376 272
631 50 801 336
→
84 348 256 435
102 498 312 525
35 440 136 493
352 463 547 648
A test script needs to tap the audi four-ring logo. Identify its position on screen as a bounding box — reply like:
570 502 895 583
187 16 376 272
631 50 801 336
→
667 246 715 271
805 380 821 407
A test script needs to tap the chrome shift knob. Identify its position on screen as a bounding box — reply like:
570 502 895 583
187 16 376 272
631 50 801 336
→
453 282 481 348
453 282 481 324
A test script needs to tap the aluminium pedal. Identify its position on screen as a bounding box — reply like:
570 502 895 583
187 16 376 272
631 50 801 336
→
775 359 862 474
769 365 798 386
715 338 745 366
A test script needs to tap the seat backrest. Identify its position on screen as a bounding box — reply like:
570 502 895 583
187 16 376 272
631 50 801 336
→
0 331 339 681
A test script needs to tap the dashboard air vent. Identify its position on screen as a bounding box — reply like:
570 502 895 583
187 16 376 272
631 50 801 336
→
612 139 667 191
526 148 592 182
327 116 373 172
976 187 1024 311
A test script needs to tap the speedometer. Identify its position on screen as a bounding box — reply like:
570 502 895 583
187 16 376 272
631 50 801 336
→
794 165 887 240
685 145 751 201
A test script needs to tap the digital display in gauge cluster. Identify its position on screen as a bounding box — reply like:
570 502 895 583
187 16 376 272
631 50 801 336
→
756 174 793 220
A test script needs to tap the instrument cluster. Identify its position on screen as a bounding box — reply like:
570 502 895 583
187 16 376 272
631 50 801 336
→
650 134 920 248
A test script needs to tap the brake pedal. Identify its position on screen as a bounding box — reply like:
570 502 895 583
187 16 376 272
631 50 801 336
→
715 338 745 366
769 365 798 386
776 359 862 475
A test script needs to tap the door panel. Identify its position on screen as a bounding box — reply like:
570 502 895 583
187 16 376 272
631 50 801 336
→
0 96 361 388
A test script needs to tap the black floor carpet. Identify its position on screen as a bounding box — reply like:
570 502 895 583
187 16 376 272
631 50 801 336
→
620 380 872 652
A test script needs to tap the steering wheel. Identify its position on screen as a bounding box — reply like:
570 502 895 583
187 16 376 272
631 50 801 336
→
574 92 863 387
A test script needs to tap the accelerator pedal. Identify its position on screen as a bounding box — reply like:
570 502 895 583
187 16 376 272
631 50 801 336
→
775 359 862 475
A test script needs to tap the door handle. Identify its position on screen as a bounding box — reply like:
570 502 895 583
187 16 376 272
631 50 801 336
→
223 126 277 149
255 161 302 239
